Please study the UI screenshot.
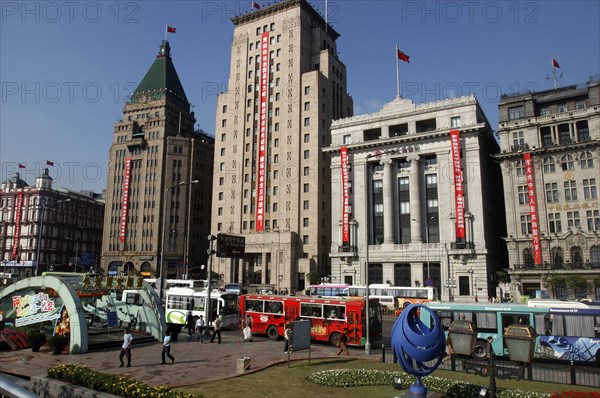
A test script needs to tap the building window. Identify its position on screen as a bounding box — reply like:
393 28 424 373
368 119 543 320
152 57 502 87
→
545 182 559 203
518 185 529 205
540 126 553 147
303 150 310 159
583 178 597 200
566 211 581 228
450 116 461 127
221 133 226 142
303 218 309 227
564 181 578 201
304 102 310 111
304 118 310 127
304 86 310 95
542 157 556 173
523 248 534 267
580 151 593 168
219 177 224 186
560 155 574 171
512 131 524 148
304 134 310 143
520 214 532 235
557 103 568 113
303 183 309 193
548 213 562 233
343 134 351 144
508 105 524 121
303 200 309 210
575 100 586 110
458 276 470 296
586 210 600 231
540 106 550 116
558 124 571 144
515 160 525 176
303 167 310 176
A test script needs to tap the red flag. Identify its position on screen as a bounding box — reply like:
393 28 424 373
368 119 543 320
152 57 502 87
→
552 58 560 68
46 160 54 166
18 163 25 168
167 26 176 33
252 1 261 9
397 50 410 63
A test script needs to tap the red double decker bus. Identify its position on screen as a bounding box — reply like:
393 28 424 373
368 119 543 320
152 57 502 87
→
239 294 382 347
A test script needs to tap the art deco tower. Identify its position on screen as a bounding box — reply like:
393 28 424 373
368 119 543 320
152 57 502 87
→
101 40 214 281
212 0 353 291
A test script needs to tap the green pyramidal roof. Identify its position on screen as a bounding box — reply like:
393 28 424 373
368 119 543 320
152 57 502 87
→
133 40 188 103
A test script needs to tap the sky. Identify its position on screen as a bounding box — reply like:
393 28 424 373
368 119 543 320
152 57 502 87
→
1 0 599 193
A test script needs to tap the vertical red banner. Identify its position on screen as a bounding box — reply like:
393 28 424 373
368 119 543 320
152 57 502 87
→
524 152 542 265
11 191 23 259
255 31 269 232
340 147 350 243
120 157 132 244
450 130 465 239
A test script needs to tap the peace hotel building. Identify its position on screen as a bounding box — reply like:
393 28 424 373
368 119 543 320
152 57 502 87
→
496 77 600 300
211 0 352 292
101 40 214 279
326 95 506 302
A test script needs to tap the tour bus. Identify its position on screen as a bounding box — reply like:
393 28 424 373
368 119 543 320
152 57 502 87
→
165 287 239 333
423 301 600 364
239 294 382 347
347 284 438 312
308 283 350 298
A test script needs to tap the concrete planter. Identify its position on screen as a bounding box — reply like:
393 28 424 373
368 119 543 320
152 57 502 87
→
31 376 121 398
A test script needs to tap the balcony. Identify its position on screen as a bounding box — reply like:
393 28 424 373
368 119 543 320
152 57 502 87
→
330 245 358 259
513 260 600 271
510 143 530 152
451 242 475 250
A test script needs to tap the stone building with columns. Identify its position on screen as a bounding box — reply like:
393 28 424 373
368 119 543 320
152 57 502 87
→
496 77 600 300
325 95 506 302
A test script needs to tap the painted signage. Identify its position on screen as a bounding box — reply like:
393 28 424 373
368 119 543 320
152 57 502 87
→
255 31 270 232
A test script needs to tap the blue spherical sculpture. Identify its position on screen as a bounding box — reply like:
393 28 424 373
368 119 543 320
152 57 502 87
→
391 304 446 395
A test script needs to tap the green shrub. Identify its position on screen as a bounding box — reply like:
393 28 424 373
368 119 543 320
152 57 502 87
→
47 364 202 398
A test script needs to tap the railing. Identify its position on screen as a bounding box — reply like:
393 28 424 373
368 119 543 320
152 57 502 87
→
378 346 600 388
450 242 475 250
513 261 600 271
510 143 530 151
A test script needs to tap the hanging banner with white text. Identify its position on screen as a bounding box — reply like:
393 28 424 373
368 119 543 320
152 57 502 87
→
12 191 23 260
524 152 542 265
340 146 350 243
120 157 132 243
255 31 270 232
450 130 465 239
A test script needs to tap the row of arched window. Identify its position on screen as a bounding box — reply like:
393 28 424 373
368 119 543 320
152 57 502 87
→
514 152 595 175
522 245 600 267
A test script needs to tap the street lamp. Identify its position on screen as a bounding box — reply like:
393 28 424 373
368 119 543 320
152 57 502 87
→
35 198 70 276
159 180 199 300
362 149 401 355
412 216 434 281
271 226 281 288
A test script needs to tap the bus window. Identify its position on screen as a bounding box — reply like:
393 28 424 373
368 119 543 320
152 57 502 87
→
266 301 283 314
246 299 264 312
301 303 322 318
501 313 530 331
476 312 497 331
565 315 596 337
324 305 345 320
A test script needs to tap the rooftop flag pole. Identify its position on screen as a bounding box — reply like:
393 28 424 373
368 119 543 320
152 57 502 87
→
396 44 400 98
164 24 167 41
551 57 561 90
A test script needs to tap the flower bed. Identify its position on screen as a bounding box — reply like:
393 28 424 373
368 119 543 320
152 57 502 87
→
47 364 202 398
306 369 553 398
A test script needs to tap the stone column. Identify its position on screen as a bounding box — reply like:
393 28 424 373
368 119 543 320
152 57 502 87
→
408 155 422 242
382 158 395 244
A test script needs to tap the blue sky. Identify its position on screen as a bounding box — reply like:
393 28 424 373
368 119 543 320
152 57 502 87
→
1 0 599 192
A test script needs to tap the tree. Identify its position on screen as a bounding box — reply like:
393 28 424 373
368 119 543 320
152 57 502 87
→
496 270 511 284
305 270 324 285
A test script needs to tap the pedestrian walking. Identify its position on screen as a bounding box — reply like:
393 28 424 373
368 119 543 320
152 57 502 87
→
336 328 349 356
243 315 253 342
161 331 175 364
283 323 292 353
195 315 206 343
210 315 222 344
186 311 195 339
119 327 133 367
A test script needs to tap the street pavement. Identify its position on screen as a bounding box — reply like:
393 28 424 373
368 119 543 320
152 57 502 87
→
0 329 375 388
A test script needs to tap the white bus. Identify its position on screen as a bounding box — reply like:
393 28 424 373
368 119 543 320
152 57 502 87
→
347 284 439 312
164 287 239 332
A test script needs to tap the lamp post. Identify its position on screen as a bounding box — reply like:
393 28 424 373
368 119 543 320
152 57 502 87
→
159 180 199 300
272 226 281 289
412 216 434 281
35 198 70 276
